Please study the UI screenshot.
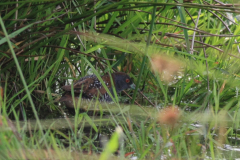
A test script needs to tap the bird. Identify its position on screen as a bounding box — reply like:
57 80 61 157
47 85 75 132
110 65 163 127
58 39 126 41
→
59 72 135 109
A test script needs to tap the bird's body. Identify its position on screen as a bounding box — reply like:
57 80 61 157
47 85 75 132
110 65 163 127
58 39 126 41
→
59 72 135 108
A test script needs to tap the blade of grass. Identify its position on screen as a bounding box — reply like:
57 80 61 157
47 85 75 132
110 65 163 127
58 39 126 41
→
177 1 190 53
0 16 49 152
131 0 157 104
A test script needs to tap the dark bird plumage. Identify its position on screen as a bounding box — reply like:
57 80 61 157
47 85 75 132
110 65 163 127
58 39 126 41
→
59 72 135 108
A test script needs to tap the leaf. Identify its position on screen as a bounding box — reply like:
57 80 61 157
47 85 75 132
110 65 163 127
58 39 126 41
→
0 23 34 45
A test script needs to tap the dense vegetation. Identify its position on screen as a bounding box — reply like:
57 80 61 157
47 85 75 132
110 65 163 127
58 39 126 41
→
1 0 240 159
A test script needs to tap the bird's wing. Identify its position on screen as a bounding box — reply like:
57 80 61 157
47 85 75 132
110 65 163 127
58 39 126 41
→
61 74 113 99
59 92 72 102
61 75 97 93
84 74 113 98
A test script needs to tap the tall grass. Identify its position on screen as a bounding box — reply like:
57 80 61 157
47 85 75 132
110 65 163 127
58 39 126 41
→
1 0 240 159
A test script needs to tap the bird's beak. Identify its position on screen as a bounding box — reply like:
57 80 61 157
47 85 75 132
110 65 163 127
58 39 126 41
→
130 83 136 89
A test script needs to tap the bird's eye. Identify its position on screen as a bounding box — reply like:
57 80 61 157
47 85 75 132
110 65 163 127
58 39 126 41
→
126 79 130 83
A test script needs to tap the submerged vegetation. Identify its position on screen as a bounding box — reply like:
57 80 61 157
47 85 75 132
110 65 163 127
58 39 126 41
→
1 0 240 159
